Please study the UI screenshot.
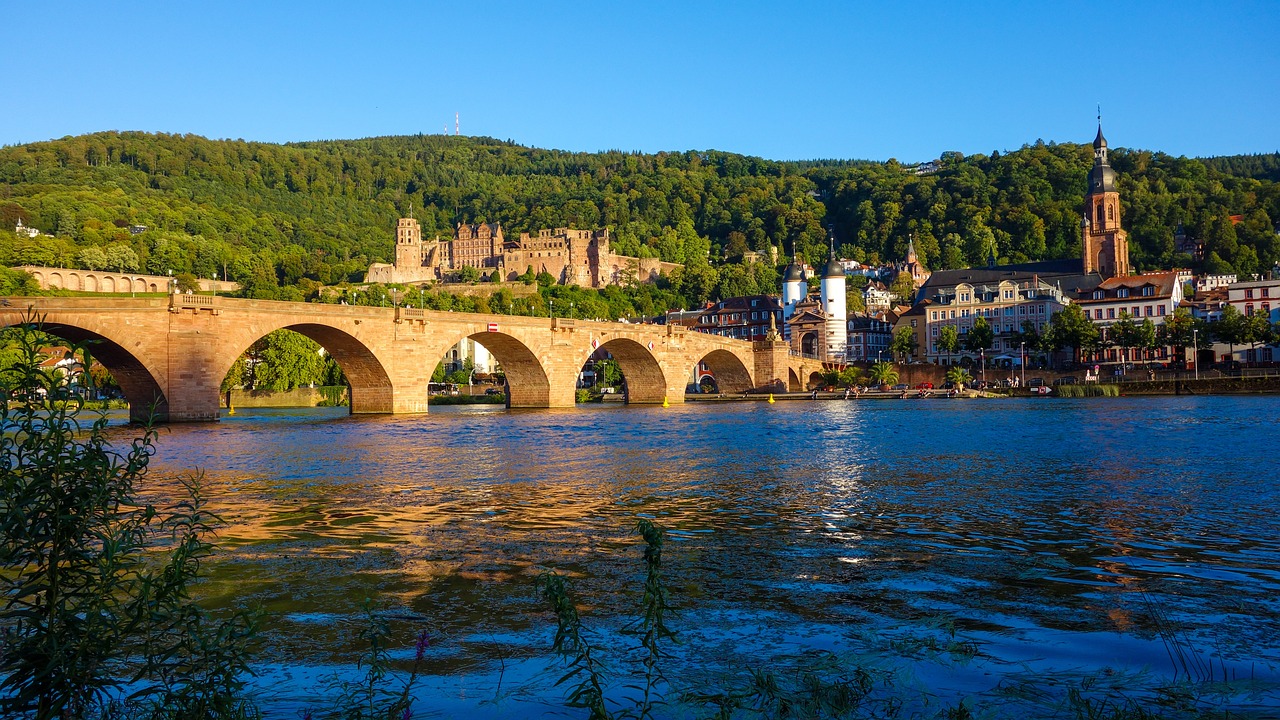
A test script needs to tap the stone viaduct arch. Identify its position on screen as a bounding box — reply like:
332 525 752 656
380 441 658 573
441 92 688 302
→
0 296 829 421
0 307 171 423
209 321 396 415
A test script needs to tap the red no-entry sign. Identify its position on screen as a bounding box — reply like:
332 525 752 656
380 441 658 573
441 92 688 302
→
487 322 498 332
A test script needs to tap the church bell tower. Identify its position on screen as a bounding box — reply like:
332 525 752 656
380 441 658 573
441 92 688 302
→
1082 122 1130 278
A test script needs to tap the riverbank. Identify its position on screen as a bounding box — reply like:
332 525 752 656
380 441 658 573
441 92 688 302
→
686 375 1280 402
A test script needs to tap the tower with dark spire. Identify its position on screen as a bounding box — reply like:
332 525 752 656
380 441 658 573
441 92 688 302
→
1082 118 1130 278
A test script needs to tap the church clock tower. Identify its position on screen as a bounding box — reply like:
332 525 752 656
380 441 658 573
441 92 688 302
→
1082 123 1130 278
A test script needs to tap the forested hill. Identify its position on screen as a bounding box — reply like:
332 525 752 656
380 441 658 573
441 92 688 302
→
0 131 1276 304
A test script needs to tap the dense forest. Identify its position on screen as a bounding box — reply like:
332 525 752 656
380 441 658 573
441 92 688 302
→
1 132 1277 312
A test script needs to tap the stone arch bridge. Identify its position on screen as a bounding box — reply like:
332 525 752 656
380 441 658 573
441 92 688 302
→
1 295 828 422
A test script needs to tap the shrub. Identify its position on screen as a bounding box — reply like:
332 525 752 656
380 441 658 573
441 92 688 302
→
0 320 258 720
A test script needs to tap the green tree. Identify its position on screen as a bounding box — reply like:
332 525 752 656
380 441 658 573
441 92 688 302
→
1212 304 1248 362
458 265 481 283
243 330 327 391
963 316 994 355
945 366 973 388
1108 311 1139 365
1046 303 1101 364
937 325 960 359
868 361 899 386
889 271 915 304
889 326 917 362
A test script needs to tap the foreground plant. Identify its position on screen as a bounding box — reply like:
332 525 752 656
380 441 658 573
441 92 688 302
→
0 320 257 720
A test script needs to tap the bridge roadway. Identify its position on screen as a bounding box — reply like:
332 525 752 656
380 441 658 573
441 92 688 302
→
2 295 826 422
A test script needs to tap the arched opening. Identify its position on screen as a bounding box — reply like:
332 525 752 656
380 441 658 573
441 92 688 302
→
801 332 819 358
431 331 547 408
102 276 115 292
571 338 666 405
216 325 391 415
0 320 168 423
67 273 81 291
808 371 825 390
428 335 508 405
49 273 63 289
697 375 719 394
694 349 753 394
84 275 98 292
788 368 802 392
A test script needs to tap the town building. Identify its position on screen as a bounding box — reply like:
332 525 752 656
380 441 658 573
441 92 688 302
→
1225 278 1280 364
922 278 1070 365
13 218 40 238
1075 271 1184 363
862 280 894 312
845 314 894 363
367 218 680 288
1195 273 1237 293
693 295 784 341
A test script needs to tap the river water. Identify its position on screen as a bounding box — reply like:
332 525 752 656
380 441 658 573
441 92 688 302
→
127 396 1280 718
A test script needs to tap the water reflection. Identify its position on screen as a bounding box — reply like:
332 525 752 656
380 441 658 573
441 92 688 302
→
127 397 1280 716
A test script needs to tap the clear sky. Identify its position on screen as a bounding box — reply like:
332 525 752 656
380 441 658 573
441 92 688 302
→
3 0 1276 161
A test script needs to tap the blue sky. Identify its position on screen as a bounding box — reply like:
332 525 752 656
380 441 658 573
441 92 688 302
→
3 1 1276 161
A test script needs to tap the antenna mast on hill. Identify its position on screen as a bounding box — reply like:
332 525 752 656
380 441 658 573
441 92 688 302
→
455 112 460 136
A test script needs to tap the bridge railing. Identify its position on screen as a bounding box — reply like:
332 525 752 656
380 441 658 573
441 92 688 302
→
170 293 218 313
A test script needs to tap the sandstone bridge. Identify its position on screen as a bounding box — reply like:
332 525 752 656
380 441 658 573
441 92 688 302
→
1 295 830 422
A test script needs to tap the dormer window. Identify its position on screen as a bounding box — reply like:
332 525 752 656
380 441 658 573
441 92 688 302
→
1092 290 1104 300
1117 288 1129 298
1141 286 1154 297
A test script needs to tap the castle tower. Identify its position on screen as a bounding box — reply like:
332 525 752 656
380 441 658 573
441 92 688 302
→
395 218 422 268
819 252 847 360
1082 123 1130 278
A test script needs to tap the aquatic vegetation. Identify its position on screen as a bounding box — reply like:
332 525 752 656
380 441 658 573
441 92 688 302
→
1053 384 1121 397
319 603 427 720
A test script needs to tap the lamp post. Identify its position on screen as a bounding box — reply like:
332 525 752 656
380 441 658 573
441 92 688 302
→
1192 328 1199 381
1020 341 1026 388
980 347 985 385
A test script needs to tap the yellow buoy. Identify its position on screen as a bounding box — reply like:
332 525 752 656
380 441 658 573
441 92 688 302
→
662 396 669 408
767 394 775 404
227 406 235 416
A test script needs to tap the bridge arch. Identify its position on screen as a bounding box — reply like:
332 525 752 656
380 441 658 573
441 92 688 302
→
0 318 169 423
788 368 801 392
452 331 550 408
693 348 753 394
213 323 394 414
568 337 667 404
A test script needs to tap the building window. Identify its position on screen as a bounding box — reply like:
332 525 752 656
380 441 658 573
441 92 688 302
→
1146 306 1154 317
1095 309 1103 319
1108 308 1115 319
1263 288 1270 298
1245 289 1254 299
931 327 939 337
1131 306 1140 316
1158 305 1166 316
1142 286 1154 296
910 319 918 328
1118 288 1129 298
931 311 938 320
1245 304 1254 316
1093 290 1104 299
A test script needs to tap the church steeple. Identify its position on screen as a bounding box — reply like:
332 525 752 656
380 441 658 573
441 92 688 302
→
1082 117 1129 278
